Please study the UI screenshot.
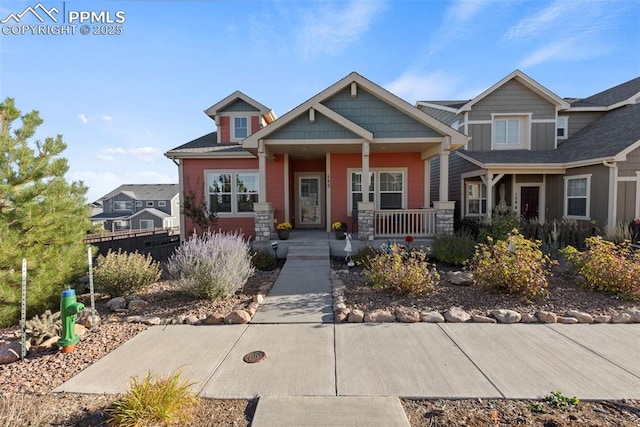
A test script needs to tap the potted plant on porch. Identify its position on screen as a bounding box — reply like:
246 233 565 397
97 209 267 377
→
332 221 348 240
276 222 292 240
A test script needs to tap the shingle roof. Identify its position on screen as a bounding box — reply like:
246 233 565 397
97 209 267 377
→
130 208 170 219
570 77 640 108
458 102 640 166
420 100 469 109
97 184 179 202
165 131 249 156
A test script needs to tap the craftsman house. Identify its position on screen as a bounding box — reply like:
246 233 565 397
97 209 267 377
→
165 72 469 241
420 70 640 228
90 184 180 232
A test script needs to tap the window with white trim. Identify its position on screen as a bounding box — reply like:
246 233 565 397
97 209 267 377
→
564 175 590 219
466 182 487 216
113 200 132 211
135 201 142 207
348 170 405 213
233 117 249 139
146 201 154 207
557 116 568 139
492 114 530 149
158 201 167 207
139 219 154 229
207 171 259 215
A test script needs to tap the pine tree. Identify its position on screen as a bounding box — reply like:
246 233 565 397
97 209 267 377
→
0 98 90 326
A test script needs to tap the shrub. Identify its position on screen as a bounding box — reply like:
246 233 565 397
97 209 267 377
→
354 245 381 265
107 369 198 427
251 249 277 271
431 230 477 265
167 231 254 299
94 249 161 297
561 236 640 299
25 310 61 346
467 230 555 302
603 220 633 244
478 209 521 242
362 244 440 295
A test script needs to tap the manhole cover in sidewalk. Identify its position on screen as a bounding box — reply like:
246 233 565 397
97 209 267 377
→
243 350 266 364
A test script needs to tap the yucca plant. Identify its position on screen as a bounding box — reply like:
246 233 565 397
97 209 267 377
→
107 369 198 427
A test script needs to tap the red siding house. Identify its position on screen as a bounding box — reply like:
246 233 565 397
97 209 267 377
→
165 72 469 242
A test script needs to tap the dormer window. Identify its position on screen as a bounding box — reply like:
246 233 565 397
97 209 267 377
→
557 116 568 139
233 117 249 139
492 114 530 150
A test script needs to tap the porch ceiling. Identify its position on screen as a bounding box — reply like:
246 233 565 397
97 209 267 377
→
256 140 442 160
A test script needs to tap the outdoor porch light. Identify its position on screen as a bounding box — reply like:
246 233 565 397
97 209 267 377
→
270 241 279 259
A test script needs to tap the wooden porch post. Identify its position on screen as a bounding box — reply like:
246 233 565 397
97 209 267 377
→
258 139 267 204
439 137 451 202
362 142 370 203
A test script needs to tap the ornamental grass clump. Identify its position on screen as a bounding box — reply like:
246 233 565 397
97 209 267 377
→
167 231 254 299
431 230 477 265
107 369 198 427
561 236 640 300
467 230 555 302
94 249 161 297
362 244 440 295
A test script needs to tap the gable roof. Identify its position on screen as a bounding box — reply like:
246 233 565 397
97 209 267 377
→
243 72 469 150
204 90 276 123
570 77 640 109
458 69 570 112
164 132 252 159
96 184 179 202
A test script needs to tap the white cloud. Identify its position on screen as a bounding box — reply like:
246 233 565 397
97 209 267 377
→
98 146 160 162
519 37 612 68
297 0 386 58
102 115 113 122
386 71 458 104
78 113 88 124
504 1 564 40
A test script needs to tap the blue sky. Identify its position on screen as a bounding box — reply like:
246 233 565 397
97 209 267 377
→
1 0 639 203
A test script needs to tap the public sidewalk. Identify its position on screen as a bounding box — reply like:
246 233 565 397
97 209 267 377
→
55 239 640 425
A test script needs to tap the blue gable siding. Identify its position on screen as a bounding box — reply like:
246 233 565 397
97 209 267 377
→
322 88 443 138
222 99 260 112
268 111 361 140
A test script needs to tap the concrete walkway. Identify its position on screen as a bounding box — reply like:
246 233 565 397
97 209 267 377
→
251 243 333 324
54 248 640 426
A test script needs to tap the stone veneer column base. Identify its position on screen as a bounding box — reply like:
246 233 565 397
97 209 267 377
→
433 201 455 236
253 203 273 242
357 202 375 241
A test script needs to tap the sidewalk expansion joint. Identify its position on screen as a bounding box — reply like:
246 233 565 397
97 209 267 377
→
198 325 251 394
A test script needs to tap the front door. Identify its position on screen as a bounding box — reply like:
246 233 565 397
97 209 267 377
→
296 174 323 227
520 186 540 220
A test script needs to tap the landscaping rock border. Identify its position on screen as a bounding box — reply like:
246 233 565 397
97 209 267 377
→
331 273 640 325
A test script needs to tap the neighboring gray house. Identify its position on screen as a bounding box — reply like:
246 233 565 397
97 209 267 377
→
420 70 640 228
91 184 180 232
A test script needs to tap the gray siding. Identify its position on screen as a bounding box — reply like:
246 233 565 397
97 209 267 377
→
566 111 605 138
617 181 637 222
448 152 481 218
429 158 440 203
268 111 360 140
531 122 555 151
515 174 543 183
419 106 460 126
107 194 134 214
132 211 162 229
222 99 260 112
545 175 565 220
468 79 556 121
322 88 443 138
618 146 640 177
468 123 491 151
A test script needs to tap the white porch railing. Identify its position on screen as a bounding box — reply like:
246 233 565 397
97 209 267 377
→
374 209 436 238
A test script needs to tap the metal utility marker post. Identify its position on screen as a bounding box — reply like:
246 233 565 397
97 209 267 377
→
20 259 27 360
87 247 96 328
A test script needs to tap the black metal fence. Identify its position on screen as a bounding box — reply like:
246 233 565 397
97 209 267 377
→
85 227 180 262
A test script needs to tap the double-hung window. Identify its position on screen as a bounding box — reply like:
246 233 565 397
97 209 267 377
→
492 114 530 149
233 117 249 139
557 117 568 139
207 171 259 215
113 200 132 211
466 182 487 215
564 175 590 219
348 170 405 213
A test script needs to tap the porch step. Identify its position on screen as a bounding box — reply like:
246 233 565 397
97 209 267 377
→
251 242 333 324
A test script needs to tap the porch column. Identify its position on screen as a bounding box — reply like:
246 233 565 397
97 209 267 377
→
326 153 332 232
439 137 451 202
362 141 370 203
253 202 273 242
486 173 494 219
357 201 375 241
258 140 267 204
433 201 455 235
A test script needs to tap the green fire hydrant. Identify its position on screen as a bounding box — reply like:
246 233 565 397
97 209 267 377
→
57 288 85 353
